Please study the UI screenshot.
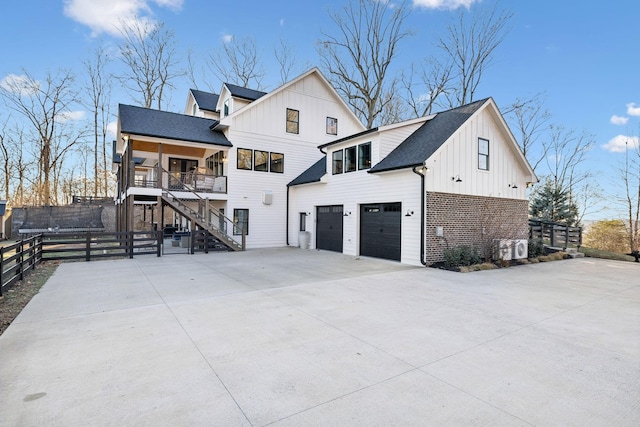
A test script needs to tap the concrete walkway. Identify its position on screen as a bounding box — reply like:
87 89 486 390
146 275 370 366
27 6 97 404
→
1 248 639 426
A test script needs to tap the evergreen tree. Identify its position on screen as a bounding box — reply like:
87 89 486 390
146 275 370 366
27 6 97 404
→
529 179 579 225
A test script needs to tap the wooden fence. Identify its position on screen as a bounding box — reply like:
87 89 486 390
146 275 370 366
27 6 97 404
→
0 231 162 296
529 219 582 250
0 235 42 297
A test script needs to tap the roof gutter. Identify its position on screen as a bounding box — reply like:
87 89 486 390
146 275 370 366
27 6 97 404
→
412 166 427 266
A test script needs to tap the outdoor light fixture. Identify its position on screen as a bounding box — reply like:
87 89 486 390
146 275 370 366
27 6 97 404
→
343 210 352 217
509 183 518 189
405 210 414 217
452 175 462 183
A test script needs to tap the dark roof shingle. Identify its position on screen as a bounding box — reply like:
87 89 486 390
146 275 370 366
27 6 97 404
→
369 98 489 173
119 104 232 147
190 89 219 112
224 83 267 101
288 157 326 187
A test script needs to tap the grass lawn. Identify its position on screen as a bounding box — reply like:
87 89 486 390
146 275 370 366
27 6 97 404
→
581 247 637 262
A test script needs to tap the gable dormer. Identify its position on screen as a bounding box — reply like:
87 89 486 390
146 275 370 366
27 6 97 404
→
216 83 267 119
186 89 221 120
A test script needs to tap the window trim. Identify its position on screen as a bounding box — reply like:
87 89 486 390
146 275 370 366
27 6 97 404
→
237 148 253 170
332 150 344 175
270 152 284 174
326 117 338 135
358 142 372 170
254 150 269 172
478 138 490 171
345 146 357 173
299 212 307 232
233 208 249 236
286 108 299 134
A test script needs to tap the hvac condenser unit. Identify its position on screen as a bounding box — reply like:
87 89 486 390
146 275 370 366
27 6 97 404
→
493 239 512 261
512 239 528 259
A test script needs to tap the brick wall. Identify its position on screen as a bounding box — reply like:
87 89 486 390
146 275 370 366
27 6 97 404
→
425 191 529 264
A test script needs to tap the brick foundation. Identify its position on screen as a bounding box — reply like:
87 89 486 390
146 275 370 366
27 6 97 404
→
425 192 529 264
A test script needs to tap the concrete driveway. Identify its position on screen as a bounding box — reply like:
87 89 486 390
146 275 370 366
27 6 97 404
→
1 248 638 426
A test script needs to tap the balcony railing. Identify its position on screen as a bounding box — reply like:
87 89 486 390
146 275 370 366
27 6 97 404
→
130 167 227 193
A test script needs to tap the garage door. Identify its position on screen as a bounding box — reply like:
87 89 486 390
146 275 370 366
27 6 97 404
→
360 202 401 261
316 205 343 252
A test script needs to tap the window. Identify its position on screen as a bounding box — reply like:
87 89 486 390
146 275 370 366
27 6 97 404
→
326 117 338 135
332 150 343 174
224 99 230 117
254 150 268 172
358 142 371 170
478 138 489 170
237 148 252 170
192 103 197 115
345 146 356 172
233 209 248 235
206 151 225 176
270 152 284 173
299 212 307 231
286 108 299 134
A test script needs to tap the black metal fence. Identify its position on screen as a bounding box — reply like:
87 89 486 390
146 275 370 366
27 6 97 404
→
529 219 582 250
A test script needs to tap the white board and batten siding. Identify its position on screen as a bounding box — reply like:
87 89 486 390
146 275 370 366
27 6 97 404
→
290 168 422 265
222 71 365 249
425 105 531 200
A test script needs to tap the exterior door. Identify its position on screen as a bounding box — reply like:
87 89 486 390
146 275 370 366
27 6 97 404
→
316 205 343 252
360 202 402 261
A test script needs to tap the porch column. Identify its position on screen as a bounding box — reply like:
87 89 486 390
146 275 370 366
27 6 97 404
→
157 143 163 189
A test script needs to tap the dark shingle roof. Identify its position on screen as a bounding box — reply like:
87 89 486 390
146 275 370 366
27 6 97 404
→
369 98 489 173
191 89 219 112
224 83 267 101
288 157 326 187
318 128 378 150
119 104 232 147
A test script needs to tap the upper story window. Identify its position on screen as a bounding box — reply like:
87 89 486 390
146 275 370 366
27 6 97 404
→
237 148 252 170
192 103 197 115
345 146 356 172
270 153 284 173
224 99 230 117
326 117 338 135
358 142 371 170
286 108 299 134
254 150 268 172
478 138 489 170
332 150 343 174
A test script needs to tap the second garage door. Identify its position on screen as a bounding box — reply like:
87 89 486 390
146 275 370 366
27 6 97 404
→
360 202 401 261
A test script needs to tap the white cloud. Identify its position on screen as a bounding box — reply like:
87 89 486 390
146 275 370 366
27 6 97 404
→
626 102 640 117
0 74 39 96
63 0 183 37
57 110 86 122
221 34 233 43
412 0 479 9
602 135 640 153
610 115 629 125
107 120 118 138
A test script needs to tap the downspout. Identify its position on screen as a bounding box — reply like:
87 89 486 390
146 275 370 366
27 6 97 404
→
412 166 427 266
286 185 290 246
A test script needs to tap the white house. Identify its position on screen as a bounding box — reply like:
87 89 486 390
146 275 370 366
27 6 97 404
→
113 68 536 265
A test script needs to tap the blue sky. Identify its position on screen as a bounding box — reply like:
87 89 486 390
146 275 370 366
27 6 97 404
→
1 0 639 220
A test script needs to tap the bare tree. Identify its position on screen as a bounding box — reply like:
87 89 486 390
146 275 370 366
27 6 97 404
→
118 21 182 110
0 69 86 205
619 141 640 256
401 59 452 118
208 36 265 89
438 2 513 107
275 38 297 86
504 92 552 172
544 125 595 195
318 0 413 128
83 44 113 197
0 116 10 201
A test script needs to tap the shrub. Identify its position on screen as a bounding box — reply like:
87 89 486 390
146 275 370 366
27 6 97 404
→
443 245 482 268
528 239 545 258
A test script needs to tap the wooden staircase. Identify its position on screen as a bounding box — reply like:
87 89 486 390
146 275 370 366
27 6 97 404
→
162 190 245 252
